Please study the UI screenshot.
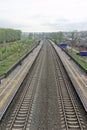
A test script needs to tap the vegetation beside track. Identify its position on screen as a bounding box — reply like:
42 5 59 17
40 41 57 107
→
0 28 21 43
0 38 36 73
68 49 87 70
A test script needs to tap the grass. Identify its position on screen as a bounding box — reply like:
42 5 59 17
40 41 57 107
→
69 49 87 70
0 38 36 73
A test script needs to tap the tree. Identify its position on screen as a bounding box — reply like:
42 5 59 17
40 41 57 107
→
67 31 80 47
57 32 64 43
48 32 64 43
0 28 22 43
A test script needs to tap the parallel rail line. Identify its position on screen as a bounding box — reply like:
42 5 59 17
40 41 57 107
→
51 42 85 130
5 42 43 130
0 40 86 130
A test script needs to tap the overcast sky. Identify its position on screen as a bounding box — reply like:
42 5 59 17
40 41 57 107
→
0 0 87 32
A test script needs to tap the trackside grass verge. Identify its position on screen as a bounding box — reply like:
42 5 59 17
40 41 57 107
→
0 39 36 73
69 50 87 71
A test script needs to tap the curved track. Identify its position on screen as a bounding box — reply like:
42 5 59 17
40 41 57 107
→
0 40 87 130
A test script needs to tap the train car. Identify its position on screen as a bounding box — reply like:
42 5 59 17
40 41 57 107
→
59 42 67 48
77 51 87 56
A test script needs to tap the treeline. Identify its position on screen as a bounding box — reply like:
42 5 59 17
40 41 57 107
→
0 28 21 43
47 32 64 43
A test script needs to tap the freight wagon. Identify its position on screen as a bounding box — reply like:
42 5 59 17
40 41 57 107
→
59 42 67 48
77 51 87 56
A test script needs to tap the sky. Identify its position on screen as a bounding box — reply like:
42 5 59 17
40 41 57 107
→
0 0 87 32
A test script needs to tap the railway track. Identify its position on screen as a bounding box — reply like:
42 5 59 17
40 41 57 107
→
4 44 44 130
0 40 87 130
51 43 86 130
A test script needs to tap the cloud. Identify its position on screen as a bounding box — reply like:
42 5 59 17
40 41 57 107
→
1 17 87 32
0 0 87 32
